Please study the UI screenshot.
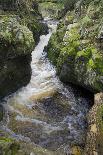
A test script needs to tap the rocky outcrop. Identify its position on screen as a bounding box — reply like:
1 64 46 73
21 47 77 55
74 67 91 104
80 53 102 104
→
84 93 103 155
47 0 103 93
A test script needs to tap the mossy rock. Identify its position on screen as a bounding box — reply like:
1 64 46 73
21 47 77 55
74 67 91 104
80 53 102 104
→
0 16 34 58
47 0 103 93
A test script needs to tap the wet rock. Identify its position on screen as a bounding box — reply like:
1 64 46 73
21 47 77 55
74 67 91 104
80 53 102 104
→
0 55 32 98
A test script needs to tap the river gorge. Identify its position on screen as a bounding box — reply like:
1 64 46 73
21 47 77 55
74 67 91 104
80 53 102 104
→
0 19 93 155
1 0 103 154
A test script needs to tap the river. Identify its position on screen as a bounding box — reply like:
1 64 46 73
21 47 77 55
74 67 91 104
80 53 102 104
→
0 19 92 155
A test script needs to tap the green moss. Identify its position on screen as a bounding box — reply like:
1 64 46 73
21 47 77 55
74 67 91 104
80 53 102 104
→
76 48 92 59
47 34 62 65
0 137 12 143
81 15 93 27
47 19 67 66
88 58 95 68
0 16 34 56
54 27 80 72
86 47 103 73
67 27 80 42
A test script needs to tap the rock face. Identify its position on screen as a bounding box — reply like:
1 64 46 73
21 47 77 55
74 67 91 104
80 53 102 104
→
0 0 45 98
84 93 103 155
47 0 103 93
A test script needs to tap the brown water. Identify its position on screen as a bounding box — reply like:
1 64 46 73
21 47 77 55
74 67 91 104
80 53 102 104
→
0 19 92 155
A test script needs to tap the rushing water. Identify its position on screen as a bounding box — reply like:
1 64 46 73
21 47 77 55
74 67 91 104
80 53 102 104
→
0 19 92 154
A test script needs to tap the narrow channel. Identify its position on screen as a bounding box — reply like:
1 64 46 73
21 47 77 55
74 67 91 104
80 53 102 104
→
0 19 92 154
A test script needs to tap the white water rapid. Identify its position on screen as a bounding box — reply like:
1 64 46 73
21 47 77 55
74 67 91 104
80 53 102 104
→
0 19 91 155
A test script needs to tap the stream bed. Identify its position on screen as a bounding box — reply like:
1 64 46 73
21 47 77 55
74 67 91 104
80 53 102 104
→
0 19 92 155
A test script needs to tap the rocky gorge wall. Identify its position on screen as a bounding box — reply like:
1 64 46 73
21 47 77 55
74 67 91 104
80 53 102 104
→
47 0 103 93
0 0 47 98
